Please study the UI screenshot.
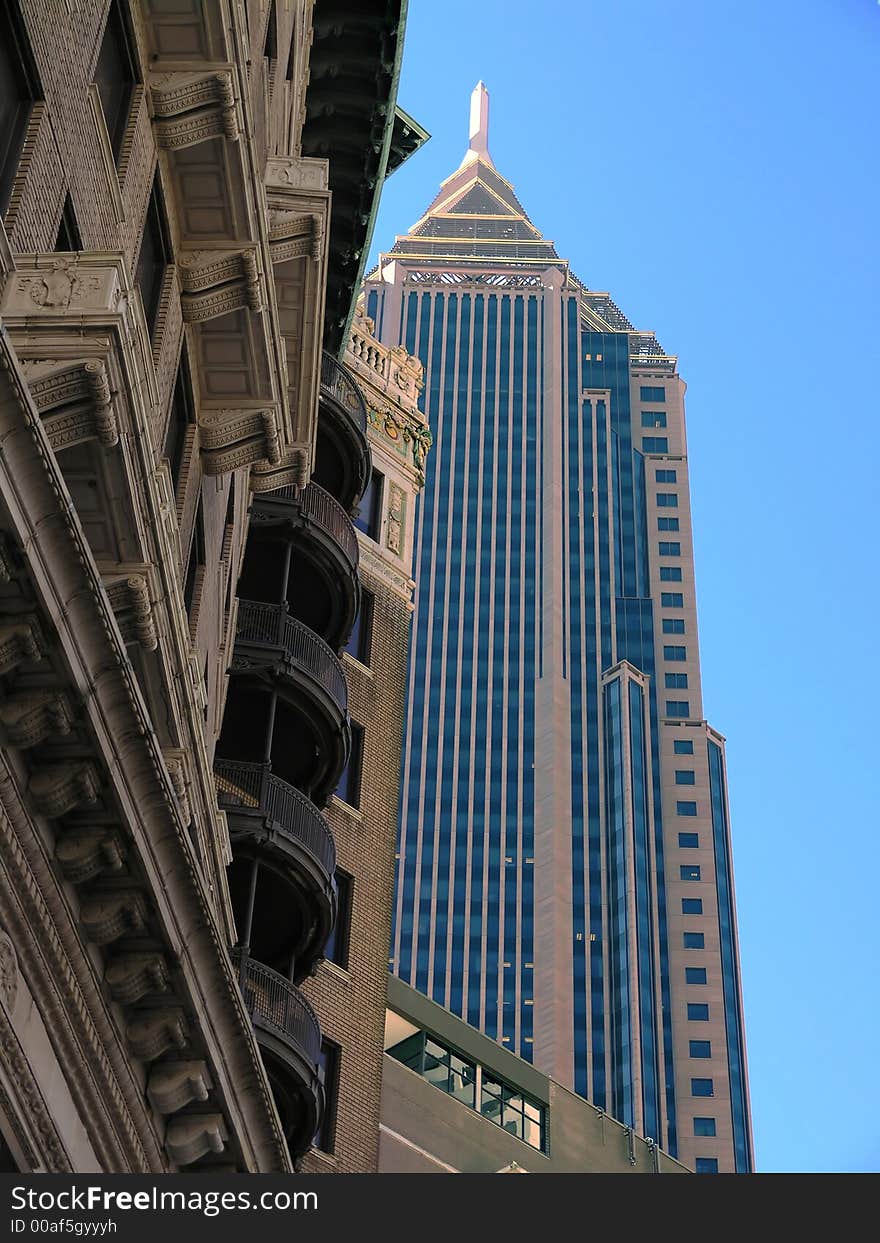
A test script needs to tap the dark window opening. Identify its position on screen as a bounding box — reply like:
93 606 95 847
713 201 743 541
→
324 871 352 969
344 589 373 666
285 24 297 81
183 499 206 620
336 721 363 808
55 193 82 251
165 351 195 495
0 5 41 213
94 0 138 161
314 1041 339 1153
264 4 277 60
136 175 171 336
354 470 383 541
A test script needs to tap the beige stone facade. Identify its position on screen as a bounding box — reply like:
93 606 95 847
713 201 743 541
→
0 0 417 1173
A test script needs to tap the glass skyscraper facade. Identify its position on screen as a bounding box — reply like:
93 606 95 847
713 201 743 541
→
366 85 752 1172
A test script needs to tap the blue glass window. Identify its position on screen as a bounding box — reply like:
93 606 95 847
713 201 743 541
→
678 833 699 848
673 738 693 752
695 1158 719 1174
666 700 690 717
676 770 696 784
655 470 677 484
641 386 666 402
688 1004 710 1022
682 898 703 914
660 566 683 581
661 593 684 608
344 589 373 666
694 1117 716 1136
336 722 364 807
684 932 705 950
641 410 667 428
686 967 707 983
677 801 698 815
664 646 686 661
659 542 681 556
665 673 688 689
656 493 678 507
355 469 384 540
642 436 668 453
663 618 686 634
658 516 679 531
690 1042 711 1059
681 865 701 881
691 1078 714 1096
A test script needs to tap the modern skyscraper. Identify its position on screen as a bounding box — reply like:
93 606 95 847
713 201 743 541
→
368 84 753 1173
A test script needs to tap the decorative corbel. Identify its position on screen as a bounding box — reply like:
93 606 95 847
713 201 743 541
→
164 1115 227 1166
151 71 241 149
55 828 125 885
104 573 158 651
0 618 44 676
23 359 119 450
79 890 149 945
105 952 170 1005
179 249 262 322
0 689 73 748
28 761 100 818
126 1008 189 1061
147 1062 212 1116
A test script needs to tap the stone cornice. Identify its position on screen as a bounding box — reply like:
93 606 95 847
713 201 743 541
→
0 331 289 1171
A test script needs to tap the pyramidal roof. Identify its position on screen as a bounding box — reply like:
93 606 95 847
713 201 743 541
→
387 82 560 264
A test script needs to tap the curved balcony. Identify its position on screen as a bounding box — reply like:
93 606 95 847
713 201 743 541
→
216 759 337 980
248 482 360 650
313 351 371 513
232 951 323 1160
231 603 350 805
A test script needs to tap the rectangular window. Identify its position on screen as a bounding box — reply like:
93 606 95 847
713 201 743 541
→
666 700 690 717
94 0 138 162
136 176 171 335
664 645 686 661
656 493 678 507
682 898 703 914
55 194 82 251
665 673 688 689
640 386 666 402
165 351 195 495
681 865 701 882
336 721 364 807
658 516 679 531
684 932 705 950
673 738 694 753
694 1117 716 1136
695 1157 719 1174
677 800 698 816
314 1042 340 1152
323 871 352 969
691 1078 714 1097
686 967 707 984
663 618 686 634
344 589 374 667
661 593 684 608
659 542 681 556
642 436 668 453
183 499 205 622
688 1004 710 1022
675 770 696 784
641 411 667 428
690 1041 711 1059
660 566 683 581
0 5 41 212
656 469 677 483
355 469 384 540
678 832 699 848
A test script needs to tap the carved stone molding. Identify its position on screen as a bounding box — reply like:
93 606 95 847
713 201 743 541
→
22 359 119 450
198 405 281 476
386 483 405 555
0 928 18 1014
28 762 100 819
0 690 73 749
126 1009 188 1062
79 890 148 945
249 447 310 493
164 754 191 828
0 618 44 676
266 156 329 193
268 209 323 264
1 257 125 319
147 1061 211 1116
55 829 125 885
178 249 262 322
0 999 71 1171
104 573 158 651
164 1114 227 1166
105 953 170 1006
151 71 241 150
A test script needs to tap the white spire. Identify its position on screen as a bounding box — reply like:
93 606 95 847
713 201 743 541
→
460 81 494 169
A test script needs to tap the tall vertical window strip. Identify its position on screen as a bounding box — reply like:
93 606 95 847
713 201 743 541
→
95 0 138 161
0 6 41 212
708 740 753 1172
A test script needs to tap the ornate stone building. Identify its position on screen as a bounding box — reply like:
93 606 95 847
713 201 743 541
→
0 0 424 1173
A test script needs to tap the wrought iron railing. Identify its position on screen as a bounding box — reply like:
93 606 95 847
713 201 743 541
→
261 482 358 567
231 951 321 1066
320 350 368 435
235 601 348 711
214 758 336 875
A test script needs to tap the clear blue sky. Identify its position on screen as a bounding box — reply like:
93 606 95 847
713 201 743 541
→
369 0 880 1173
